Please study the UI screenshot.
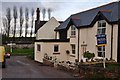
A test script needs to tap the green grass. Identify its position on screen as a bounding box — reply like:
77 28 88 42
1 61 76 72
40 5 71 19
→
5 47 34 56
106 63 120 71
12 48 34 55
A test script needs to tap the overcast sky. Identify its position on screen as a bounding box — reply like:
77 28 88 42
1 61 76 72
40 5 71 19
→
0 0 118 34
1 0 117 21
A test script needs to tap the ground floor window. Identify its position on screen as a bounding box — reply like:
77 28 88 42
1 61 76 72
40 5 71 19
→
37 44 41 51
71 44 76 54
54 45 59 52
97 46 105 57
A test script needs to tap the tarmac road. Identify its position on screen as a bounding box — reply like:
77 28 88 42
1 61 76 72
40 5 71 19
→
2 56 73 78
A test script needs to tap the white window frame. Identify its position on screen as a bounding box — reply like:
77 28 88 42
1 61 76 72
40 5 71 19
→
97 46 105 57
71 44 76 55
37 44 41 52
71 25 76 37
97 20 106 34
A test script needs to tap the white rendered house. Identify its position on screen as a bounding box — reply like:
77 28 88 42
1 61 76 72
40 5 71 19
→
35 2 120 63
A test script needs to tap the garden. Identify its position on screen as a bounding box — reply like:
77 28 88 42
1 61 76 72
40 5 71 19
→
42 52 120 79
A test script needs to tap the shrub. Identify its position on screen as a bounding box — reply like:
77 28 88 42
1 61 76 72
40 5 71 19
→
66 50 70 54
44 53 49 59
83 51 95 60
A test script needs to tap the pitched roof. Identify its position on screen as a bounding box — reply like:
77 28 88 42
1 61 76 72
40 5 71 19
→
55 2 119 31
35 21 47 33
35 19 63 33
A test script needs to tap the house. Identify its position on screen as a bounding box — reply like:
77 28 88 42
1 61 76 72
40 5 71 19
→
34 1 120 63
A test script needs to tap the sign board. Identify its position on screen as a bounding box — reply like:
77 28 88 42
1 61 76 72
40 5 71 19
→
96 34 107 45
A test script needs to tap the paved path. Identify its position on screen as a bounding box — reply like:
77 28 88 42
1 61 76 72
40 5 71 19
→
2 56 73 78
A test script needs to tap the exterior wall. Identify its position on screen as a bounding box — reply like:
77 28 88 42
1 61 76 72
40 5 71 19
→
78 21 118 62
112 25 118 61
67 26 78 62
56 31 59 39
79 25 97 61
106 23 112 60
35 42 70 63
36 17 60 40
35 19 118 63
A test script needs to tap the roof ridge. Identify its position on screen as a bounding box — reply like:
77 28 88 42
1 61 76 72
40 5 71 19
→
72 2 117 16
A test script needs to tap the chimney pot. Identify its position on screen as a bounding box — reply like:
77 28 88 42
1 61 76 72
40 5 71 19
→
36 8 40 20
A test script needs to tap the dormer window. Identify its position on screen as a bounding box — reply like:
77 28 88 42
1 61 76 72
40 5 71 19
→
71 25 76 37
97 20 106 34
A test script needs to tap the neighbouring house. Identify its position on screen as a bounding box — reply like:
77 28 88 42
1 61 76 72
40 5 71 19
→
35 1 120 63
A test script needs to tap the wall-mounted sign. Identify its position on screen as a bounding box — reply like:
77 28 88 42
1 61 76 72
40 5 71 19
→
96 34 107 45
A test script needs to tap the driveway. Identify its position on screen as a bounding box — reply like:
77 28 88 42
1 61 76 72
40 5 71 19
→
2 56 73 78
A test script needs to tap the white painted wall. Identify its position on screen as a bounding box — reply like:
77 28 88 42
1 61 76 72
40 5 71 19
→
112 24 118 61
78 21 118 61
35 42 70 63
36 17 60 40
35 18 118 63
67 26 78 62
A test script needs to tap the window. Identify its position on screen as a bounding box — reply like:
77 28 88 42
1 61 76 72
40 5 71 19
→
71 44 76 54
71 25 76 37
54 45 59 52
37 44 41 51
97 46 105 57
97 20 106 34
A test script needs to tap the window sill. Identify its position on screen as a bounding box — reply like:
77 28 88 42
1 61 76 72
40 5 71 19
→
37 51 40 52
70 54 75 57
53 52 60 54
70 36 76 38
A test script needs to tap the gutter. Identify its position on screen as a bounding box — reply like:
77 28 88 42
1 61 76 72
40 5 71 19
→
117 19 120 62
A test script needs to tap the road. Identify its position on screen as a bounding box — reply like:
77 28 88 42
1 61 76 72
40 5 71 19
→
2 56 73 78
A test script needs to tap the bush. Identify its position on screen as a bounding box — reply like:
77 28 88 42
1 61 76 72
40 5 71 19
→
83 51 95 60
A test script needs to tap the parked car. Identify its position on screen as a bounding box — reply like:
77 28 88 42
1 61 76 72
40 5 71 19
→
5 52 10 58
0 46 6 68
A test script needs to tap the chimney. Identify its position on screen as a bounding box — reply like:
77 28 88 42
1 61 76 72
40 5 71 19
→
36 8 40 21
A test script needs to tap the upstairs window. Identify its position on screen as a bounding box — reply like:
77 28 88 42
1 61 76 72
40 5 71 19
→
97 20 106 34
54 45 59 52
71 25 76 37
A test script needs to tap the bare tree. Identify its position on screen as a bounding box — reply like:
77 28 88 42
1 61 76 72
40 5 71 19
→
25 8 29 37
2 17 8 35
6 8 11 37
30 8 34 37
48 8 52 20
13 6 18 37
42 8 46 21
19 7 24 37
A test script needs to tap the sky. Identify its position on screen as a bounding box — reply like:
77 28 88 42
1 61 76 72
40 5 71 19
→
0 0 118 36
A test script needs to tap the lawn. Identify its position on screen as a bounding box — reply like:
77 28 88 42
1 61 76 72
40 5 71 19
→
5 47 34 59
12 48 34 55
79 62 120 78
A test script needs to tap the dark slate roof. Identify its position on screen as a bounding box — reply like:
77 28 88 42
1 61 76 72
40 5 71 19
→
55 2 119 31
35 20 47 33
